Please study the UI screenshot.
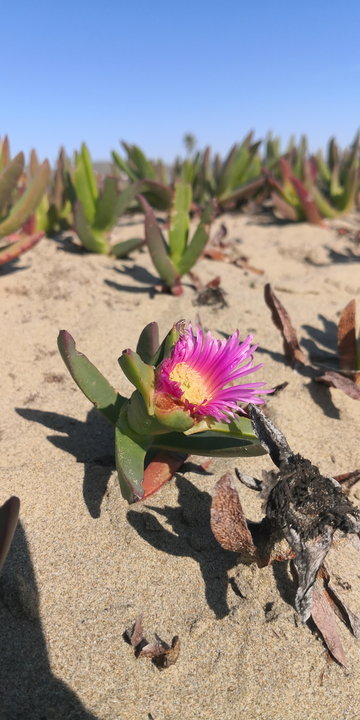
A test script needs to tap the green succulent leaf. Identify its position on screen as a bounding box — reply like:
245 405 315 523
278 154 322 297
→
316 151 331 183
136 322 160 364
311 187 339 219
176 203 212 276
58 330 126 425
168 181 192 265
122 142 157 180
115 410 152 501
336 168 359 213
153 429 266 457
218 175 265 209
138 194 181 291
151 414 266 456
93 176 119 230
217 136 259 199
0 161 50 237
73 144 98 225
0 136 10 171
73 201 109 253
118 349 155 413
112 150 137 182
29 148 40 176
126 390 194 435
0 152 24 213
113 181 140 218
110 237 145 258
52 147 67 213
139 179 173 210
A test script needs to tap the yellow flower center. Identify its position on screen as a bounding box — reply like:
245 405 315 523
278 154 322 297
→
170 362 208 405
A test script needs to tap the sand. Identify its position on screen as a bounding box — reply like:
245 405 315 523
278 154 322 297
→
1 211 360 720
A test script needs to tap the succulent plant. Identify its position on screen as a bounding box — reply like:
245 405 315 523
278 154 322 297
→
58 320 270 503
68 143 144 256
139 181 213 294
312 133 360 219
112 141 172 210
172 135 267 211
269 133 360 224
263 133 281 172
23 147 74 235
172 146 214 208
268 156 323 224
212 133 265 209
0 151 50 238
0 136 10 173
0 496 20 573
0 232 44 266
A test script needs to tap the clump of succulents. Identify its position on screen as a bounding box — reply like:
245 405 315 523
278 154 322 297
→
58 320 271 502
112 141 172 210
172 132 267 210
269 133 359 224
24 147 74 235
68 143 144 256
139 181 213 294
0 140 50 265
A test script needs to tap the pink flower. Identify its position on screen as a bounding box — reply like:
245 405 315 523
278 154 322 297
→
155 323 271 423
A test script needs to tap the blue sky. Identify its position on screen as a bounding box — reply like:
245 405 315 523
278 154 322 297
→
3 0 360 163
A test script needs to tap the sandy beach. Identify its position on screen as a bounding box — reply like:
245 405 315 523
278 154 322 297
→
1 211 360 720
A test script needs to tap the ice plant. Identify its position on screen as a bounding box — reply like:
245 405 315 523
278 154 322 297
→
112 141 172 210
154 324 269 423
138 181 213 294
68 143 144 256
0 150 50 237
58 320 270 503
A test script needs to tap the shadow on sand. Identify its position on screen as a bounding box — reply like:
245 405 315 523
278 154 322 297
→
127 474 237 619
0 521 99 719
16 407 114 519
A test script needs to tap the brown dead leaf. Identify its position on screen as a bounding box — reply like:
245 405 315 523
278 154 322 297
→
204 247 228 261
264 286 360 403
210 473 258 560
264 283 307 365
125 615 145 648
338 300 358 376
315 370 360 400
311 583 347 667
206 275 221 288
139 635 180 669
204 245 264 275
188 271 222 291
233 256 264 275
319 567 360 639
191 274 227 308
125 618 180 669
